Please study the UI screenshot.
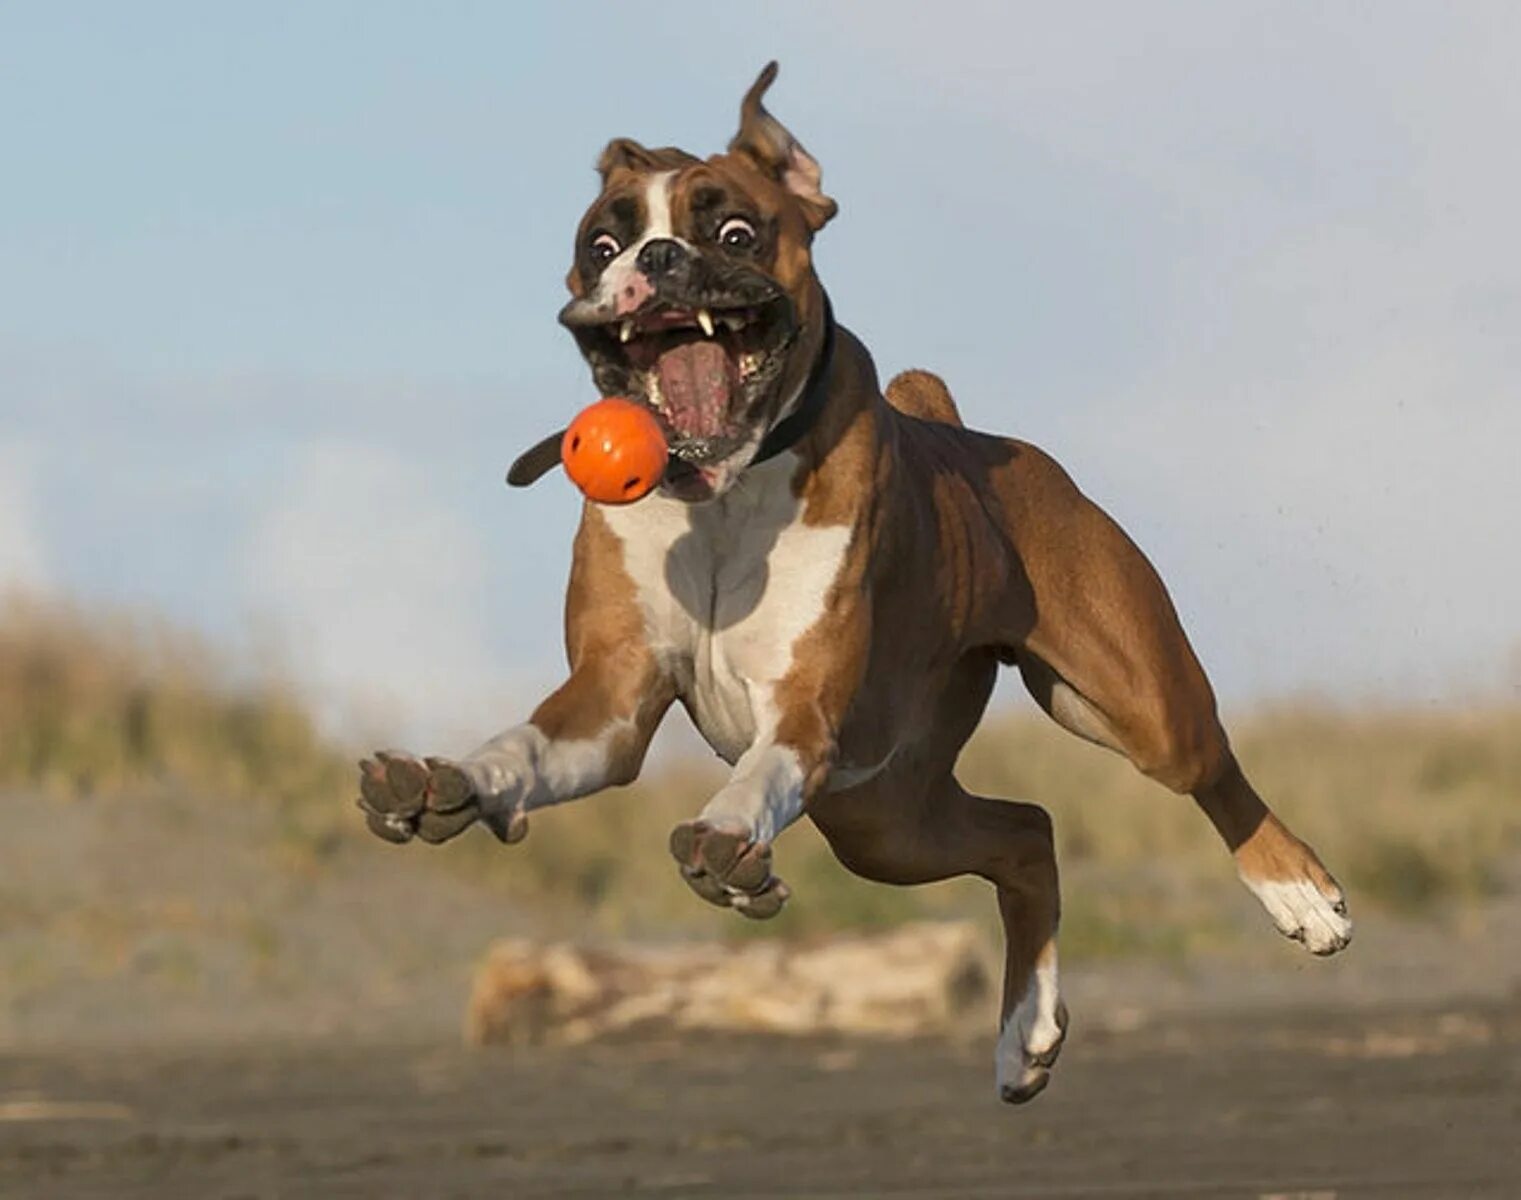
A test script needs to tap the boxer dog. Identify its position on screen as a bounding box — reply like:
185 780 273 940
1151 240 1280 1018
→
358 63 1352 1103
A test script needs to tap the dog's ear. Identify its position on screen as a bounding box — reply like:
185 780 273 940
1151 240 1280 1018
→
596 138 661 179
728 62 837 232
596 138 698 182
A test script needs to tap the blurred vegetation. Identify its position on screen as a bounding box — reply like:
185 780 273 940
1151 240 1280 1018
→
3 594 1518 959
0 594 348 855
959 705 1521 956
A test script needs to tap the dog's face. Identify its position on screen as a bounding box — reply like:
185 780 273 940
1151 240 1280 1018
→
559 63 837 501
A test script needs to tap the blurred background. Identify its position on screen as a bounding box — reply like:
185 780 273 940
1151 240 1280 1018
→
2 2 1519 1047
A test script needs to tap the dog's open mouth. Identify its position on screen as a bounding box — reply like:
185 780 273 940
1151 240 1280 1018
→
616 305 780 464
563 292 797 476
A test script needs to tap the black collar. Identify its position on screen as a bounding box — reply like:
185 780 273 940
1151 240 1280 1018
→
750 292 836 466
506 294 836 490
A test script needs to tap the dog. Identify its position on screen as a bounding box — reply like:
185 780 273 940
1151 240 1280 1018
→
358 62 1352 1103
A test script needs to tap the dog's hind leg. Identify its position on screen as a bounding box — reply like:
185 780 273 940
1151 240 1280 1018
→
982 442 1351 955
1013 651 1351 956
809 764 1065 1104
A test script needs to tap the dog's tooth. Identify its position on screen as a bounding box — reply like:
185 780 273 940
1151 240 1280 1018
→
697 308 716 337
720 313 746 332
619 319 635 344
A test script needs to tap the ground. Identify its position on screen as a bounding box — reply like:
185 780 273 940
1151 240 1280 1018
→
3 999 1519 1199
3 700 1520 1198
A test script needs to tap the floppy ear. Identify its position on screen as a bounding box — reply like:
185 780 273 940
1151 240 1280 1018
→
728 61 837 231
596 137 661 179
595 137 699 181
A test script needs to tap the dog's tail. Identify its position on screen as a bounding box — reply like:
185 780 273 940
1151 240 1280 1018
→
884 369 964 427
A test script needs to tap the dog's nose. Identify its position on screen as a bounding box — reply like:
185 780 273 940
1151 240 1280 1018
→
636 238 686 278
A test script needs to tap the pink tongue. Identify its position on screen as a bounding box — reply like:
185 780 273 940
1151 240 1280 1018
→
655 340 735 438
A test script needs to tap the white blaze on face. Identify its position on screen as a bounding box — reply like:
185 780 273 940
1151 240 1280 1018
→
642 170 676 241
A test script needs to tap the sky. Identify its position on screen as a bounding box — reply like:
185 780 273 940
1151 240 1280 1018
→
2 3 1518 750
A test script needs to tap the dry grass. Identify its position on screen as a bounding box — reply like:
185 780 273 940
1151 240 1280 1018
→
3 594 1517 959
0 593 348 854
959 704 1521 955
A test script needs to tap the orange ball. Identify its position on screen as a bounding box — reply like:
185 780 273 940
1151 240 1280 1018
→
561 397 669 505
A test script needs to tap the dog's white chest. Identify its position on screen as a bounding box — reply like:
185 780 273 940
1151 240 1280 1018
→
600 455 851 764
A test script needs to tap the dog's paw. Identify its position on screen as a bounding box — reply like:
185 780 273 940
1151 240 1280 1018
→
991 949 1064 1107
357 751 528 846
669 820 790 919
1243 872 1353 957
997 1000 1068 1105
996 962 1067 1106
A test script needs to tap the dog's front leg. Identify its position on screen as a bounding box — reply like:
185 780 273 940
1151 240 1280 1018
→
358 651 672 846
668 714 836 920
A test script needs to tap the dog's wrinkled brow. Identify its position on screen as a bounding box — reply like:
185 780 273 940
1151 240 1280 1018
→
585 188 643 238
607 195 639 227
689 185 726 213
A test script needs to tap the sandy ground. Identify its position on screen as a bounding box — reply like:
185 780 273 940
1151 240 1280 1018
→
3 998 1519 1200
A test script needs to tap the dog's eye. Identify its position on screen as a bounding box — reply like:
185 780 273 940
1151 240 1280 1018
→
717 217 757 250
588 231 621 267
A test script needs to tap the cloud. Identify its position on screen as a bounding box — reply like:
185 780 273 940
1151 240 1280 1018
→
242 442 514 749
0 443 51 593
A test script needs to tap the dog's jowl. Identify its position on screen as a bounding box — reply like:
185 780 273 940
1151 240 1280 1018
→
358 62 1352 1104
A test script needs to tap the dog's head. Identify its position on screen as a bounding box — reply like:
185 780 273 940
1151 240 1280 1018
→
558 63 836 501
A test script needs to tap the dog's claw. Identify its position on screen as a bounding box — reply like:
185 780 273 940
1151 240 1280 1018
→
360 803 414 844
732 877 790 920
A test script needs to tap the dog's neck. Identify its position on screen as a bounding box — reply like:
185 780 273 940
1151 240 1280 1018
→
751 293 836 467
786 317 887 480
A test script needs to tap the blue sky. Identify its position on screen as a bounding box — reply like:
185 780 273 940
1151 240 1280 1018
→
3 4 1518 748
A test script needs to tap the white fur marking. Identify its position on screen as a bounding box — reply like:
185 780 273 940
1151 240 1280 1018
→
602 452 849 763
995 948 1062 1096
1242 875 1353 955
463 720 629 816
602 452 850 840
642 170 675 241
701 742 806 845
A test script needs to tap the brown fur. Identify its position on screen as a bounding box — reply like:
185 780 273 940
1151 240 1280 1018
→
530 507 672 780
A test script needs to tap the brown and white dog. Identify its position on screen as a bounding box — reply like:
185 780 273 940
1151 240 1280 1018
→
358 63 1351 1103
